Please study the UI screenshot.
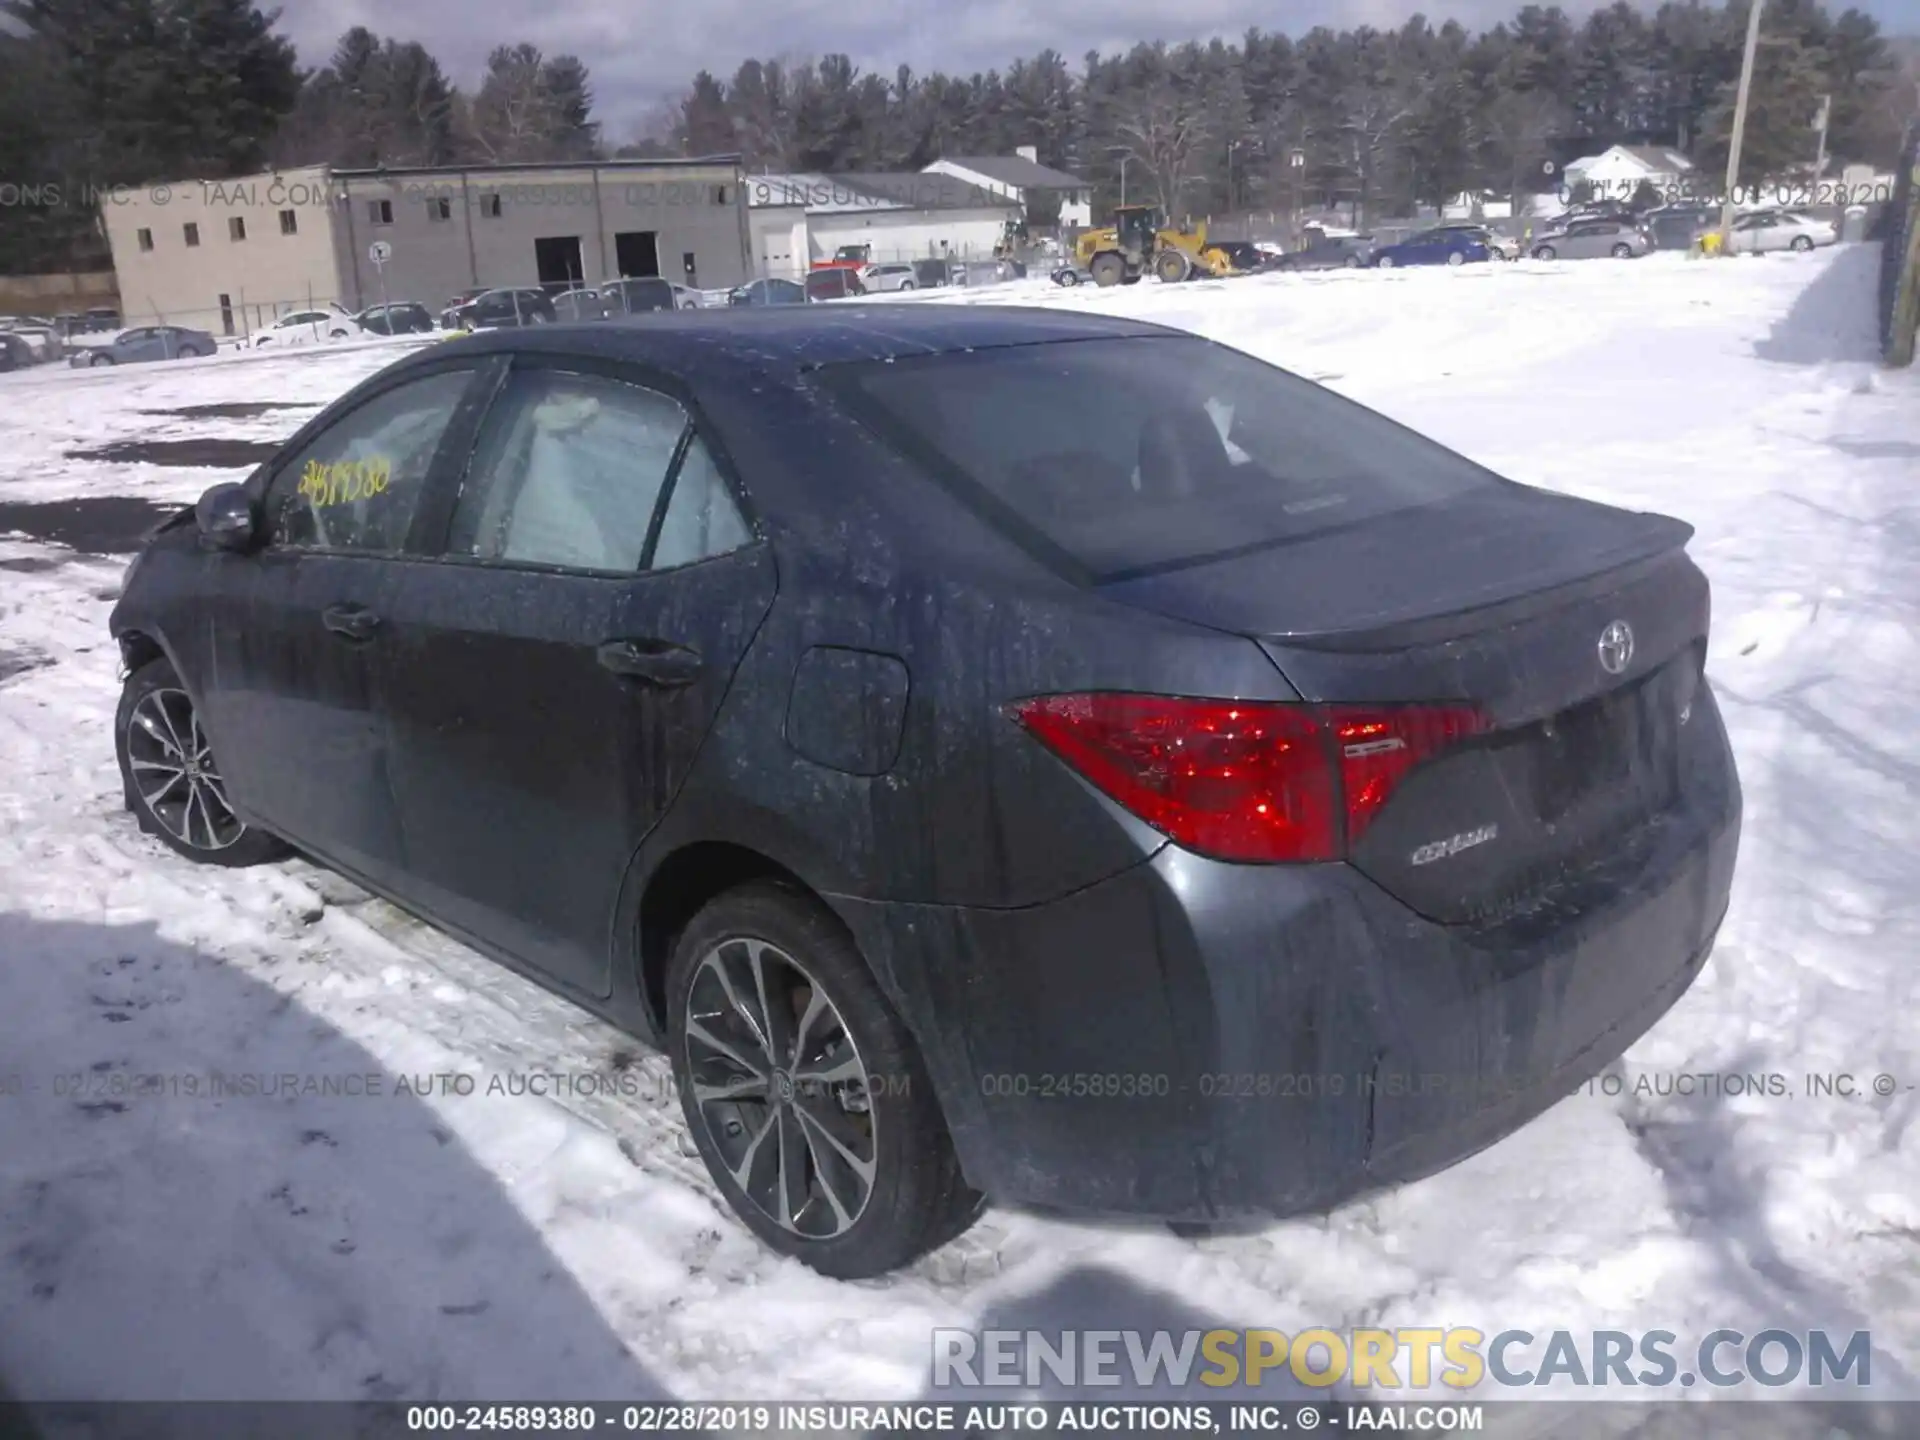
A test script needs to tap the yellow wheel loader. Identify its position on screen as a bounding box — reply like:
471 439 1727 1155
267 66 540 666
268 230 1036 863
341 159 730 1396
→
1074 205 1250 286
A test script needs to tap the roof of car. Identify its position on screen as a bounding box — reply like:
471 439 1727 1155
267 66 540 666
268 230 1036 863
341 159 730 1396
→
418 305 1176 379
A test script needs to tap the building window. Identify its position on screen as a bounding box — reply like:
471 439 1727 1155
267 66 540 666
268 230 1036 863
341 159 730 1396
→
136 227 153 252
713 185 730 205
183 222 200 247
279 208 297 235
229 216 247 241
369 198 393 225
427 196 452 222
480 192 502 218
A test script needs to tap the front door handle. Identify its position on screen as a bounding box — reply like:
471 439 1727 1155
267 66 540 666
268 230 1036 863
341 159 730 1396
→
597 638 702 687
322 604 382 643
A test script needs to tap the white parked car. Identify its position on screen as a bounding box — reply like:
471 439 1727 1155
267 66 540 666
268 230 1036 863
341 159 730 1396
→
253 308 364 347
861 262 920 293
1726 210 1839 254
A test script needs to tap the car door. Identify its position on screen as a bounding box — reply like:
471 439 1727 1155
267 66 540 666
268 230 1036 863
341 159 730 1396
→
376 358 776 996
195 362 492 886
1730 215 1769 253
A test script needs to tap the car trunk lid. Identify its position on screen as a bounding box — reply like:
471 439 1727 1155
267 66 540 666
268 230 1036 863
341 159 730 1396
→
1099 486 1708 925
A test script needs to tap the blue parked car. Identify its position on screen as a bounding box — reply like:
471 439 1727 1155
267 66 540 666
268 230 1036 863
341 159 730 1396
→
1370 229 1491 269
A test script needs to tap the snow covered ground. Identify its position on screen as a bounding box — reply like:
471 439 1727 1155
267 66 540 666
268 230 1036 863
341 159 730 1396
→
2 250 1917 1424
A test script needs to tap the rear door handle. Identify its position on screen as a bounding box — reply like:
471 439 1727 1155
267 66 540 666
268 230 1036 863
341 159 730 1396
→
596 638 702 687
322 604 382 643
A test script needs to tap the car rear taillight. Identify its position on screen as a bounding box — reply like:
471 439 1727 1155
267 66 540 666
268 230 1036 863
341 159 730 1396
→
1009 694 1486 864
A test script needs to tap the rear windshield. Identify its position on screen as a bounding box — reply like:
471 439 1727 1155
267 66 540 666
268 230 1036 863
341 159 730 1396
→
824 335 1500 581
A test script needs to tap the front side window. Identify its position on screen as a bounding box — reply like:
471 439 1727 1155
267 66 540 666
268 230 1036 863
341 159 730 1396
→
827 336 1499 582
262 369 473 553
447 371 690 572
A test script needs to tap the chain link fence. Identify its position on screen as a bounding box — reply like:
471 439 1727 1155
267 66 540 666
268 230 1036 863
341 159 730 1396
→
1880 120 1920 368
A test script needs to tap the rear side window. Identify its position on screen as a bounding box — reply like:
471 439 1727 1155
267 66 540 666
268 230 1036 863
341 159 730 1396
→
651 435 752 569
826 336 1499 581
447 370 690 572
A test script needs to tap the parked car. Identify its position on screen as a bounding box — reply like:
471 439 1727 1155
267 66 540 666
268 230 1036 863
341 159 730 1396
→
804 268 868 302
254 309 363 347
1545 200 1643 229
1052 264 1095 286
112 307 1740 1279
551 287 610 323
1641 205 1720 251
453 288 557 330
1433 224 1520 260
1371 229 1491 268
440 289 490 329
3 324 59 358
1725 210 1839 254
600 278 678 316
1529 219 1654 261
355 302 438 336
863 262 920 293
1271 235 1374 270
911 258 957 289
83 307 122 330
1204 240 1270 273
0 332 39 372
669 283 707 310
728 278 807 306
70 324 218 366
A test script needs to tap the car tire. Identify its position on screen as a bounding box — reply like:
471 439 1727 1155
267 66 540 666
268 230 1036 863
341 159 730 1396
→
1533 245 1557 261
1610 243 1634 259
1446 251 1466 266
115 657 287 868
899 281 915 291
1790 235 1814 252
1375 254 1395 268
666 880 984 1278
89 352 114 366
1342 256 1361 269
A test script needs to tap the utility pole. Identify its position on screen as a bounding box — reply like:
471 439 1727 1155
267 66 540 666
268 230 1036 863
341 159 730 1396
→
1717 0 1765 254
1812 92 1832 196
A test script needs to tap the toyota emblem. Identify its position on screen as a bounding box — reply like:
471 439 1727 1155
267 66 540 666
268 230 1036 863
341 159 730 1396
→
1597 620 1634 675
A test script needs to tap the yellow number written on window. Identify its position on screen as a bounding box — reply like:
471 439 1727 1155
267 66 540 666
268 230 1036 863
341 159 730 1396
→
298 456 392 508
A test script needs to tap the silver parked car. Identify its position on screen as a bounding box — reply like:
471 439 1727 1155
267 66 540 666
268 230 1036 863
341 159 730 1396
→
1725 210 1840 254
1530 219 1653 261
69 324 218 367
862 262 920 293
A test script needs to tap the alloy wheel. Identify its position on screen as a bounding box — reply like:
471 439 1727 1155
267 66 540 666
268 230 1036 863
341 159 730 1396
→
126 688 246 851
683 936 877 1239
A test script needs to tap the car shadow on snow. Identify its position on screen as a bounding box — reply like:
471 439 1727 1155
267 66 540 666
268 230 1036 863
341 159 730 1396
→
0 913 678 1410
1751 242 1885 367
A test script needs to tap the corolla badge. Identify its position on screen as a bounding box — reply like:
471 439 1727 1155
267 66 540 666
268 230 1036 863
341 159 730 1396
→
1410 823 1499 867
1598 620 1634 675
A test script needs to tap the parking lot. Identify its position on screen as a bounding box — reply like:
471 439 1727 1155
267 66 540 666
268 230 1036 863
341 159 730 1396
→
2 245 1918 1405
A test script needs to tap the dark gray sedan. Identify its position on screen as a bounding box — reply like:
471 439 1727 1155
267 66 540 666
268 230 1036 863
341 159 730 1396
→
69 325 218 367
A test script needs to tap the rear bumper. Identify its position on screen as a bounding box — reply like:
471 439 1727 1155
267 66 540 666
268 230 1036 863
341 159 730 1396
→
833 685 1741 1221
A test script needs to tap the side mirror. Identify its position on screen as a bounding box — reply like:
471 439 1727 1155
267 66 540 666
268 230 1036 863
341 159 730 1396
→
195 482 258 552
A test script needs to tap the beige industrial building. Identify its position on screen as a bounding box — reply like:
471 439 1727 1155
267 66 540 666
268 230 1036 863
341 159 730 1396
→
99 157 754 337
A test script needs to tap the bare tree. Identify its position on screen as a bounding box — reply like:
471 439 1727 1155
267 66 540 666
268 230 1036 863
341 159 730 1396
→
1114 83 1212 216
